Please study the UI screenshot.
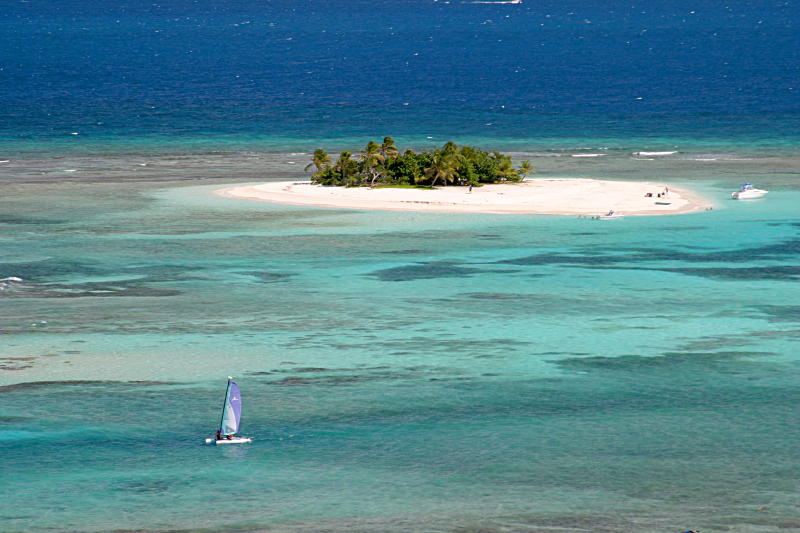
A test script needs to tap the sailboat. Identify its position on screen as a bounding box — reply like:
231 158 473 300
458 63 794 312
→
205 377 252 445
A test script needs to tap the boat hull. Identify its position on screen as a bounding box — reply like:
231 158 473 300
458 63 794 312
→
205 436 252 445
731 190 768 199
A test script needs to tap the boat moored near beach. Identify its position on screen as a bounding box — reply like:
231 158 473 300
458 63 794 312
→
731 183 768 199
205 377 252 445
591 210 625 220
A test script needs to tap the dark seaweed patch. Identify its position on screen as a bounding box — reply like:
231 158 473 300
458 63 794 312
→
265 365 456 386
0 215 66 225
0 363 34 371
123 264 204 278
114 479 172 494
537 351 591 356
240 271 292 283
359 337 531 355
578 265 800 282
379 249 427 255
270 372 403 386
658 266 800 281
499 253 625 266
0 416 31 424
635 238 800 263
368 261 485 281
679 337 752 351
0 356 36 371
251 365 392 376
756 305 800 322
464 292 526 300
498 237 800 269
0 259 102 281
553 350 774 372
0 380 174 393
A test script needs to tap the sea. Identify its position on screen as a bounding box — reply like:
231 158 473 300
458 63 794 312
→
1 1 799 532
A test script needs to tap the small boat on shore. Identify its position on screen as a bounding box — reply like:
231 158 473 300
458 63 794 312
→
205 377 252 445
591 210 624 220
731 183 768 199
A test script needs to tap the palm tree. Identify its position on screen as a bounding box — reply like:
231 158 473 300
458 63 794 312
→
380 136 399 160
491 151 520 182
424 151 457 187
334 150 357 185
454 153 477 186
305 149 331 173
360 141 386 186
441 141 458 157
518 160 534 179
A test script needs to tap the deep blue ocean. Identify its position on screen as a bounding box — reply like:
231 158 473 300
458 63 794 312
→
2 0 799 153
1 2 799 532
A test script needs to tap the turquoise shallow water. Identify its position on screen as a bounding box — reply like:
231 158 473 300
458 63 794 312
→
1 148 799 532
3 0 799 529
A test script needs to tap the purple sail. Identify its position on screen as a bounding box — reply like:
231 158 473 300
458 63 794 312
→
220 380 242 435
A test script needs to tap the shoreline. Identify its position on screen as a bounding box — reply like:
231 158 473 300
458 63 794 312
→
217 178 714 216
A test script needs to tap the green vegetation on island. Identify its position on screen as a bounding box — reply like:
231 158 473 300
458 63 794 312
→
306 138 534 187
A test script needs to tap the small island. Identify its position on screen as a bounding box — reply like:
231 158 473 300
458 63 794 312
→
219 138 714 216
304 138 532 188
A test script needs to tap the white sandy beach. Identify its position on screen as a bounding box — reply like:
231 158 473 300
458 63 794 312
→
218 178 713 216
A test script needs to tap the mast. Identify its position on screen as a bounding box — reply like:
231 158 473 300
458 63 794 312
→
218 376 233 435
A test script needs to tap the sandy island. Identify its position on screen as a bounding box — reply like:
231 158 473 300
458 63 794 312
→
218 179 713 216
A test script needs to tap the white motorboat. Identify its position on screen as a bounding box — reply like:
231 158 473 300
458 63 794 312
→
731 183 768 199
205 377 252 445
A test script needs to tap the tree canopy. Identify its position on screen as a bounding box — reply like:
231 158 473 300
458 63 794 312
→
306 139 533 187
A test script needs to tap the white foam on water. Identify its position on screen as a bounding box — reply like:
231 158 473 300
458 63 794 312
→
633 151 677 156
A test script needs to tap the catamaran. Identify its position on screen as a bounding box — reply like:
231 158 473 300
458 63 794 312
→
205 377 252 445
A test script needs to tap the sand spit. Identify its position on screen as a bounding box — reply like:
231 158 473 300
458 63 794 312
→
218 179 713 216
